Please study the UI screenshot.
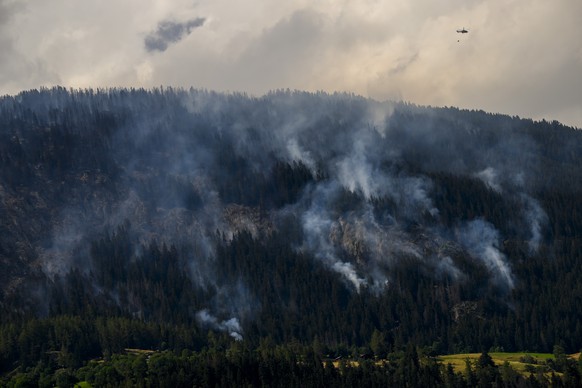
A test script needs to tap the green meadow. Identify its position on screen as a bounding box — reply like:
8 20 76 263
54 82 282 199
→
437 352 578 375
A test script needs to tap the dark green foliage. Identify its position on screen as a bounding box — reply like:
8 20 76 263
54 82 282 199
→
2 87 582 386
4 344 570 387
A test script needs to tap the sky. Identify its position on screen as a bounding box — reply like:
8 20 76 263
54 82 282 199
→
1 0 581 128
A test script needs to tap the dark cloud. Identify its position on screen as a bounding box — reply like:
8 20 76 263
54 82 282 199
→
145 18 205 53
0 0 24 25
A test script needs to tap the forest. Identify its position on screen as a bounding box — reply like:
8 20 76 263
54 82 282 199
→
1 87 582 385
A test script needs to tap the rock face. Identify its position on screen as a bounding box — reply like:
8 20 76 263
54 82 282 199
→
329 216 369 264
223 204 273 239
451 301 481 322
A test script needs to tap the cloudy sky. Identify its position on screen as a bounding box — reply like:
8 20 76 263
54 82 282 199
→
1 0 581 127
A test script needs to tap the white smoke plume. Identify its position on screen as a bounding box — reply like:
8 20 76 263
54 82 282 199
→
6 88 555 316
366 100 395 138
196 309 243 341
331 261 367 292
456 219 514 290
336 145 379 199
433 255 464 281
473 167 547 254
297 180 445 292
300 186 368 291
285 138 316 173
387 174 439 219
520 194 548 253
475 167 502 193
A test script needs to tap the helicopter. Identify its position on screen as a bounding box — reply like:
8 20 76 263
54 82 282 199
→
456 28 469 34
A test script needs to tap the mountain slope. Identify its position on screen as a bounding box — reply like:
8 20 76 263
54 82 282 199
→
1 87 582 357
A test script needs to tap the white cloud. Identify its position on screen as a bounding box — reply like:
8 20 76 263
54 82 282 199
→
1 0 581 127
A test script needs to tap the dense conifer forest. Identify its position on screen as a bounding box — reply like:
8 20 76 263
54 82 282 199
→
1 87 582 386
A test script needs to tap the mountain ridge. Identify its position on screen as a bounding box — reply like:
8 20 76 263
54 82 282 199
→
1 86 582 356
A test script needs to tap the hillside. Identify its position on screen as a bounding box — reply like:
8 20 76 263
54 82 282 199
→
1 87 582 376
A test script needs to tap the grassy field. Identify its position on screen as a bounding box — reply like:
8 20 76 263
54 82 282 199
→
437 352 579 375
125 348 156 356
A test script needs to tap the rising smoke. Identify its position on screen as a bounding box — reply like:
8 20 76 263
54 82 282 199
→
196 309 243 341
455 219 514 290
0 87 552 330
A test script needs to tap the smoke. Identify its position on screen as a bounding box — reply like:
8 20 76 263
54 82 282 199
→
474 166 547 253
40 222 86 279
40 200 105 279
196 309 243 341
520 194 548 253
433 255 464 281
145 18 206 52
456 219 514 290
194 282 253 343
336 145 378 199
388 174 439 220
473 166 547 253
366 100 395 138
331 261 367 292
297 180 444 293
2 87 556 319
475 167 502 193
299 184 367 291
286 138 316 173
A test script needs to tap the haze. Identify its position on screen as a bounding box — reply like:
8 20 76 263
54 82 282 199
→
1 0 581 128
